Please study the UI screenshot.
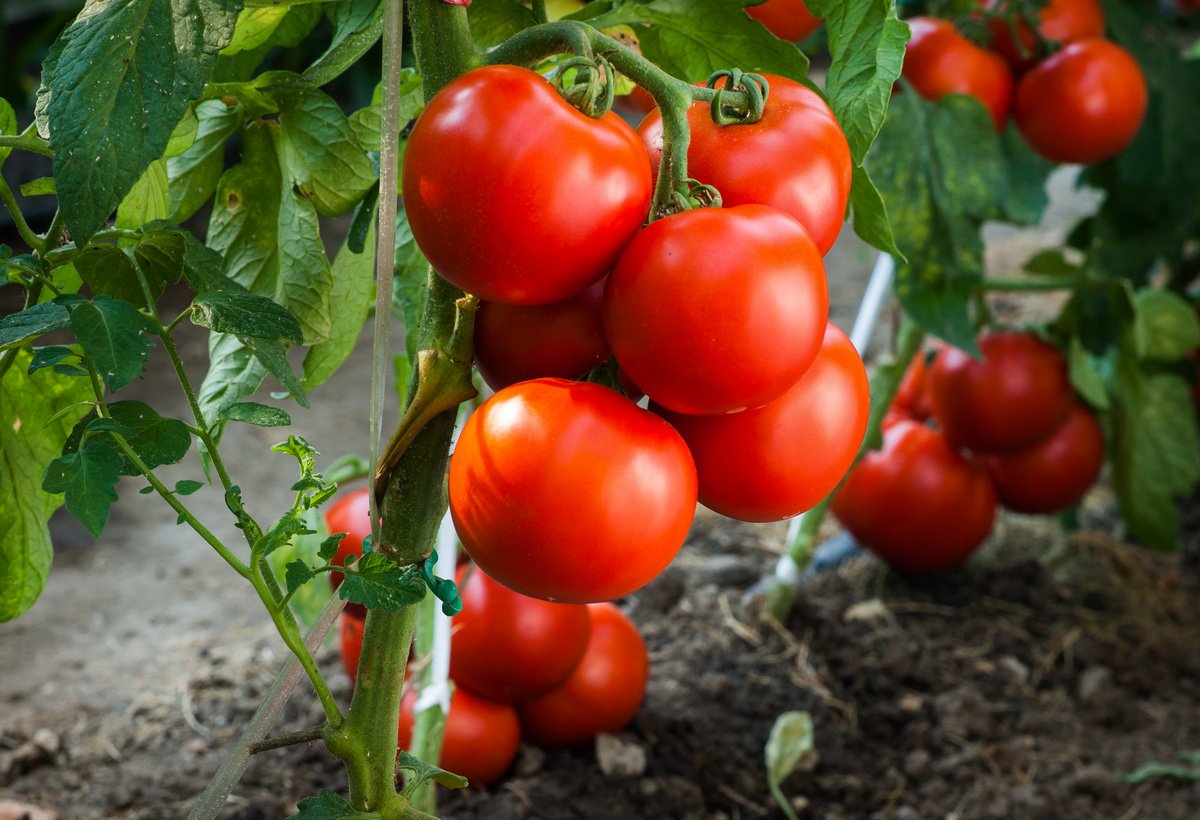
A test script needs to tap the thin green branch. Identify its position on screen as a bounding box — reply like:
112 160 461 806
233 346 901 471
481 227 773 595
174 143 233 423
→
0 128 53 157
983 276 1078 292
0 172 46 254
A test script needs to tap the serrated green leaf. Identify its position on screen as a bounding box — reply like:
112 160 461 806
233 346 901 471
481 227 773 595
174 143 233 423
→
0 302 71 351
42 442 123 538
848 163 901 258
1068 337 1110 411
284 559 316 593
64 400 192 475
69 296 156 392
766 710 816 788
397 749 469 792
258 509 316 558
1 349 93 621
339 552 425 611
116 159 171 230
175 479 204 495
208 124 333 344
218 401 292 427
1132 289 1200 362
467 0 538 50
289 790 380 820
42 0 240 241
167 98 244 223
76 244 159 308
28 346 82 376
197 331 267 425
317 532 345 563
303 219 375 390
238 334 310 407
268 507 332 626
190 291 305 343
132 230 187 294
19 177 57 197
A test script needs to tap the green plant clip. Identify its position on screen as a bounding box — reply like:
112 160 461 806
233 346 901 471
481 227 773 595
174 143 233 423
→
421 550 462 616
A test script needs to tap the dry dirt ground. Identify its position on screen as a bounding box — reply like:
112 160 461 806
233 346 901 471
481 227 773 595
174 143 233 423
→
6 172 1197 819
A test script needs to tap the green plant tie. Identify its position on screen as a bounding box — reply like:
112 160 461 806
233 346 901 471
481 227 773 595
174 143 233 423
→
421 550 463 615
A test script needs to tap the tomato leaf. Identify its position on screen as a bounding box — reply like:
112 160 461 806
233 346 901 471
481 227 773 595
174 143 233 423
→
393 208 430 361
42 442 123 538
318 533 345 563
338 552 426 612
76 245 166 310
303 220 376 390
848 163 901 259
0 302 71 351
40 0 240 242
290 790 380 820
63 401 192 475
167 98 244 223
19 178 56 197
0 98 17 166
396 749 469 792
1067 337 1110 412
284 559 316 593
218 401 292 427
0 349 93 621
175 479 204 496
27 345 82 376
197 332 267 424
238 334 310 405
996 125 1052 227
269 508 334 626
70 296 157 392
190 291 305 344
257 509 317 559
1131 289 1200 362
467 0 537 50
581 0 808 83
116 159 171 230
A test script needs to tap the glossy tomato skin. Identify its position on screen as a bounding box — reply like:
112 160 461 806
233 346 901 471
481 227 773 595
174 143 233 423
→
638 75 851 254
986 0 1105 72
339 610 365 685
324 487 371 619
450 564 592 704
473 281 609 391
832 420 997 572
903 17 1014 131
656 323 869 522
449 379 697 603
399 686 520 787
930 331 1073 454
402 65 652 305
746 0 822 42
1015 39 1147 164
603 204 829 416
518 603 648 748
984 403 1105 514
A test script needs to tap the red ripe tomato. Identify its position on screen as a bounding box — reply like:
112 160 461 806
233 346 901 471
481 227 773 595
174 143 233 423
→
656 323 869 522
324 487 372 619
448 379 697 603
402 65 652 305
603 205 829 415
1014 39 1147 165
339 610 365 685
984 403 1105 514
637 75 851 254
985 0 1105 71
832 420 997 572
519 603 648 747
399 686 520 787
473 280 610 391
930 331 1073 454
746 0 823 42
450 565 592 704
902 17 1014 131
892 347 940 423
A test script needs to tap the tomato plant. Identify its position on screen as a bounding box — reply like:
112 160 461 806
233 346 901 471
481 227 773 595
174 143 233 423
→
398 686 521 788
929 331 1073 453
902 16 1014 131
402 64 652 305
1014 39 1148 164
746 0 823 43
637 74 852 254
518 603 649 748
656 323 869 522
449 564 592 703
603 204 829 415
832 419 998 572
448 379 697 603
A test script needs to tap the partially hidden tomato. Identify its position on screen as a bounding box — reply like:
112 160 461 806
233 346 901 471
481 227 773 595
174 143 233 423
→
324 486 372 619
891 346 941 424
603 204 829 416
339 610 365 685
902 17 1014 131
450 564 592 704
930 331 1073 454
832 420 997 572
746 0 823 42
399 686 520 787
984 403 1105 514
1014 39 1147 165
449 379 697 603
656 323 869 522
518 603 648 748
473 280 609 391
402 65 652 305
985 0 1105 71
637 75 851 254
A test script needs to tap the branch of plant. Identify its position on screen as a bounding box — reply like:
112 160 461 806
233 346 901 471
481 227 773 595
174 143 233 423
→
247 725 326 755
0 171 46 254
0 126 53 157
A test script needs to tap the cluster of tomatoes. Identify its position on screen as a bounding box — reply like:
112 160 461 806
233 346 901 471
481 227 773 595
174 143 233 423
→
901 0 1147 165
400 62 869 606
832 331 1105 572
329 489 648 787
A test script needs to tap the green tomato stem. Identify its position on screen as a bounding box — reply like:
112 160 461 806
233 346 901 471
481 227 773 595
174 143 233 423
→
0 171 46 254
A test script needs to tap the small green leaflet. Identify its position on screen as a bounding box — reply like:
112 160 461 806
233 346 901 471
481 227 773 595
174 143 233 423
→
168 98 244 223
42 443 124 538
76 244 166 309
1131 289 1200 362
176 479 204 495
268 508 334 626
218 401 292 427
63 401 192 476
393 208 431 360
397 750 468 793
289 790 379 820
0 302 71 351
190 291 305 344
338 552 426 611
20 178 56 197
318 533 345 563
284 559 316 593
69 296 156 392
27 345 84 377
302 0 388 89
765 711 817 820
257 509 316 559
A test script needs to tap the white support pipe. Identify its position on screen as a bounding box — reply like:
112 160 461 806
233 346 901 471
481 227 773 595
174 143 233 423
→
414 511 458 715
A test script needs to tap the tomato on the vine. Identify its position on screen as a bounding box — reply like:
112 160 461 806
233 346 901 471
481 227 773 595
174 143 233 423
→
832 420 997 572
1014 39 1147 165
449 564 592 704
902 17 1014 131
402 65 652 305
985 0 1105 71
398 686 520 787
929 331 1073 454
603 204 829 416
449 379 697 603
473 281 610 391
637 74 851 254
656 323 869 522
984 403 1105 514
746 0 822 42
339 610 365 685
518 603 648 748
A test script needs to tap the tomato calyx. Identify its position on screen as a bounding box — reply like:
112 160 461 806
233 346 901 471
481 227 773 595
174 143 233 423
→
670 177 723 214
553 54 618 118
706 69 770 125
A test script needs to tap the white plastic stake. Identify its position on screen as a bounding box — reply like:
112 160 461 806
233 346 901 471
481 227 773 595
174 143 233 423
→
414 511 458 715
